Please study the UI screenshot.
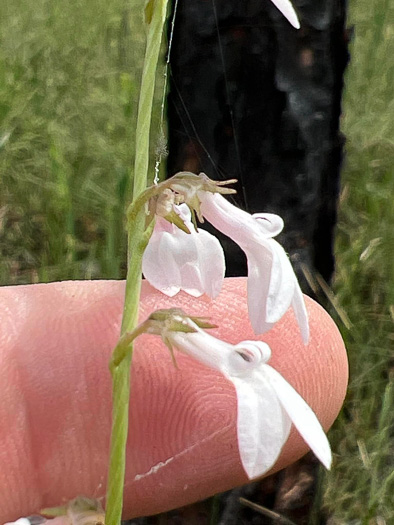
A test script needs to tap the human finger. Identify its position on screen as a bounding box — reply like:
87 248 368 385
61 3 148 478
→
0 278 348 522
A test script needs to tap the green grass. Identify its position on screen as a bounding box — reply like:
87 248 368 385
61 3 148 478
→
322 0 394 522
1 0 394 522
0 0 149 283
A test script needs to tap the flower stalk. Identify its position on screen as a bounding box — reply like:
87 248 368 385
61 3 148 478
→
105 0 170 523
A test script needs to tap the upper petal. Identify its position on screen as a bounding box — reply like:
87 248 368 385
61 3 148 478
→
199 192 264 249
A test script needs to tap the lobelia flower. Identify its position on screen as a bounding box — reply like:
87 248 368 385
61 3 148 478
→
199 191 309 343
158 312 331 479
142 172 308 342
142 203 225 298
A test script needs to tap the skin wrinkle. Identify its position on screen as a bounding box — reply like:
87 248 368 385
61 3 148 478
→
0 278 348 522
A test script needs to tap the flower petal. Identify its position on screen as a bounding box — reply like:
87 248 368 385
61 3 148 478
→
199 192 264 248
168 321 233 374
193 228 225 298
246 248 276 334
143 206 225 299
163 227 206 297
291 282 310 344
169 323 293 479
199 191 309 340
232 372 291 479
142 224 181 297
263 365 332 469
269 0 300 29
165 319 329 476
264 240 295 323
252 213 284 237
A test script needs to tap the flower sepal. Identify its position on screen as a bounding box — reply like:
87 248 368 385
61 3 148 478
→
40 497 104 525
148 308 218 337
166 172 237 221
162 207 193 234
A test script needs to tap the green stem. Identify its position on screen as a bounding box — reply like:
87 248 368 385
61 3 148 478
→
105 1 169 523
133 0 170 202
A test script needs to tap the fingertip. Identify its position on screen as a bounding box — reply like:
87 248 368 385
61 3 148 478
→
0 279 348 522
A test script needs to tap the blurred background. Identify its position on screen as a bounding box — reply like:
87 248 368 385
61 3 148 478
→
0 0 393 522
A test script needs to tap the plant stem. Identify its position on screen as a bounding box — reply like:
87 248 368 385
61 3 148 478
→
105 1 169 523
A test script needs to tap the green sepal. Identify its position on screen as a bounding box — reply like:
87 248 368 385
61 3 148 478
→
164 208 192 234
68 497 103 512
41 497 103 517
40 505 67 517
162 335 179 369
148 307 183 322
147 308 217 332
189 316 218 330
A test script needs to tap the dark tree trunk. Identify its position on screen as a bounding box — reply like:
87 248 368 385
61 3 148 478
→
167 0 349 295
128 1 349 523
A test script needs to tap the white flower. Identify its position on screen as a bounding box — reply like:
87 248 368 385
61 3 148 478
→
199 192 309 343
142 203 225 298
165 317 331 479
270 0 300 29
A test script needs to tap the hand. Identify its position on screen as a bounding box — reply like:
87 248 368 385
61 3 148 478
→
0 278 348 523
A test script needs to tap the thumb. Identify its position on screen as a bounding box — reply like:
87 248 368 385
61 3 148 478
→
0 278 348 522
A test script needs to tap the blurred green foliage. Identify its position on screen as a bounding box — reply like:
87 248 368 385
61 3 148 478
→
322 0 394 522
0 0 148 282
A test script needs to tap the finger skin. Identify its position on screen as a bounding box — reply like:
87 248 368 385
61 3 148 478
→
0 278 348 522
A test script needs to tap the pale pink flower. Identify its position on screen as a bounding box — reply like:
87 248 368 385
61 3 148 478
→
199 192 309 343
142 203 225 298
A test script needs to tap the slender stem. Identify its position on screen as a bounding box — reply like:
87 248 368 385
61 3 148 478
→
105 1 169 523
133 0 170 202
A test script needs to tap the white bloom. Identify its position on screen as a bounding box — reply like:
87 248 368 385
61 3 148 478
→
270 0 300 29
166 317 331 479
199 192 309 343
142 203 225 298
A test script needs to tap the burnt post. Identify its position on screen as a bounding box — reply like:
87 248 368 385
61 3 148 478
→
167 0 349 295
